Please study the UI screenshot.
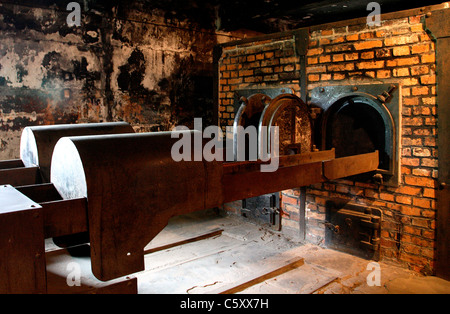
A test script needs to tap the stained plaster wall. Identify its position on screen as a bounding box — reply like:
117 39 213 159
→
0 1 234 159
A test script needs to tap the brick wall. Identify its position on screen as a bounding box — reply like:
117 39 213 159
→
217 11 438 275
218 38 302 131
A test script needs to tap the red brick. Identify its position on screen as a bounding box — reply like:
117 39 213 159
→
424 137 436 146
384 35 419 46
379 193 394 201
412 86 429 96
353 40 383 50
319 55 331 63
239 69 254 77
421 53 435 63
228 78 242 85
307 48 324 56
403 117 422 126
403 97 419 106
413 198 431 208
401 206 421 216
393 46 410 56
361 51 374 59
422 97 436 105
327 63 355 72
376 30 387 37
420 75 436 85
319 38 331 45
411 65 430 75
422 229 435 240
398 56 420 66
404 176 437 188
308 74 320 82
308 57 318 65
321 29 333 36
332 36 345 44
282 194 298 206
421 158 438 168
332 54 344 62
411 44 430 54
404 225 421 236
412 147 431 157
402 157 420 166
377 70 391 78
393 68 410 77
396 195 412 205
255 53 265 60
423 188 436 198
265 52 274 59
344 53 359 61
356 61 384 69
346 34 359 41
395 186 422 196
360 32 374 40
333 73 346 80
422 210 435 219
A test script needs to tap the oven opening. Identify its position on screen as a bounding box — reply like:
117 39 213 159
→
321 93 397 184
325 96 391 172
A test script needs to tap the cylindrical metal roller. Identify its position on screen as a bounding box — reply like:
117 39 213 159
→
50 131 223 281
20 122 135 182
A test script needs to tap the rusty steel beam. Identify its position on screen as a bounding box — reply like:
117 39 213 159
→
0 166 42 186
0 159 24 170
50 131 223 281
0 185 46 294
49 130 378 281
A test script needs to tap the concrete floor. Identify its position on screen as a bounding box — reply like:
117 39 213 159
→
45 210 450 294
137 210 450 294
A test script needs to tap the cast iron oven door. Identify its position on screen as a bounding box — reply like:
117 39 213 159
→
310 84 400 186
325 199 382 261
232 87 303 230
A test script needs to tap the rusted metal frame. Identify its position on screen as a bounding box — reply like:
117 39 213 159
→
41 198 88 239
223 151 379 204
218 28 307 49
16 183 88 239
294 28 310 241
0 166 42 186
223 148 335 175
223 160 325 203
0 159 24 170
0 185 46 294
323 151 379 181
16 183 62 203
424 9 450 281
47 131 378 281
213 45 223 127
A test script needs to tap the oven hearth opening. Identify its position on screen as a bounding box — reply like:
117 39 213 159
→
310 83 401 186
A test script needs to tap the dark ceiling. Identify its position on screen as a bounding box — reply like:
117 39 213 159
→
4 0 448 33
217 0 446 32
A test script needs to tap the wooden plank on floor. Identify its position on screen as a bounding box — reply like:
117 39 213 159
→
144 227 224 255
208 256 305 294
